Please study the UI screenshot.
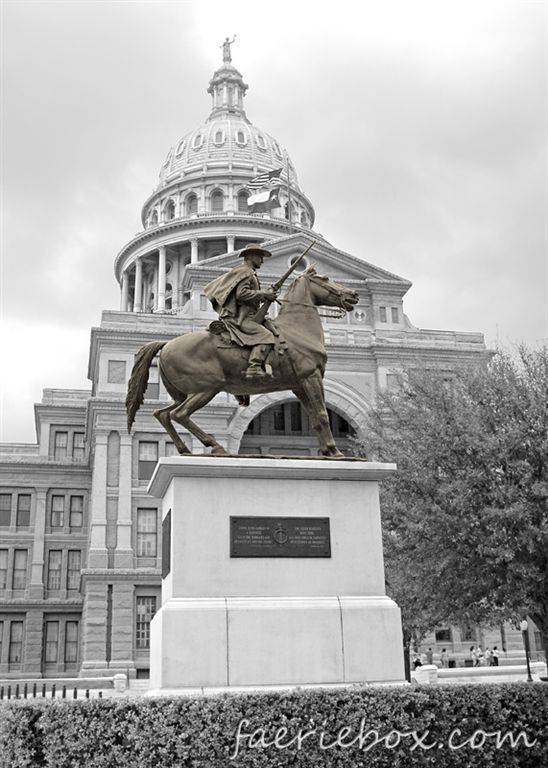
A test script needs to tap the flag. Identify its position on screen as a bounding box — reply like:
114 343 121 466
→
248 187 281 214
247 167 283 190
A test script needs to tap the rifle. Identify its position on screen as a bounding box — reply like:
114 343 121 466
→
253 240 316 324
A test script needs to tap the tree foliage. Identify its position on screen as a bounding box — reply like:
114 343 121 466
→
355 345 548 650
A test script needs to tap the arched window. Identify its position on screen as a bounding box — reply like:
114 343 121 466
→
237 190 249 212
175 139 186 156
213 129 225 146
192 133 203 150
256 134 267 150
211 190 224 213
165 200 176 221
186 194 198 216
235 130 247 145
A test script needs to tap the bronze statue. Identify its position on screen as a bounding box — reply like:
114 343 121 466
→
126 249 359 457
203 245 279 380
221 36 236 63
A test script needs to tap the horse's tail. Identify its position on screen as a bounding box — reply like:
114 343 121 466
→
126 341 167 433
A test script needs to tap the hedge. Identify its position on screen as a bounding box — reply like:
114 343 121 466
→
1 683 547 767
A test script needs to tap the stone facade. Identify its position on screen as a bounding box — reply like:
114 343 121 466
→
1 50 537 680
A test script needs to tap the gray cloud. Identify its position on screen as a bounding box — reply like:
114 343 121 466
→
1 0 546 442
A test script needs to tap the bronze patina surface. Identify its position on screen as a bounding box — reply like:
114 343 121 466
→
126 245 359 458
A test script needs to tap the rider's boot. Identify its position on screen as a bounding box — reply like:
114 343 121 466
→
245 345 273 379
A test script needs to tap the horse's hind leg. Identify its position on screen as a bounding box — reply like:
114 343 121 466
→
170 391 228 455
154 401 192 455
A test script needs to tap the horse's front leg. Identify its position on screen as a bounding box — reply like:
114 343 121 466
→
294 373 343 457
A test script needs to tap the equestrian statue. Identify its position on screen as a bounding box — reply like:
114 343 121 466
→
126 242 359 457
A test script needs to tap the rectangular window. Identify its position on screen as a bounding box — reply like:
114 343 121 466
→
0 494 11 526
107 359 126 384
435 628 452 643
9 621 23 664
47 550 62 590
65 621 79 663
51 495 65 527
12 550 27 589
273 405 285 432
391 307 399 323
44 621 59 663
290 402 302 432
146 366 160 399
67 550 81 590
72 432 85 461
379 306 387 323
386 373 402 393
138 441 159 481
53 431 68 460
137 509 157 557
0 550 8 589
69 496 83 528
136 596 157 649
16 494 31 527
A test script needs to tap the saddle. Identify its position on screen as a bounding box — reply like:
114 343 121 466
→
207 320 288 355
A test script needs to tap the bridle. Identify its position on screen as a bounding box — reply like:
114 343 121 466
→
276 274 352 318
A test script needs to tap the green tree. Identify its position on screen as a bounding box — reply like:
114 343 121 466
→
355 345 548 655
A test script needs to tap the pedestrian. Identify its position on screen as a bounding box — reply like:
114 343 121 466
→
440 648 449 668
426 647 434 664
484 647 493 666
492 646 499 667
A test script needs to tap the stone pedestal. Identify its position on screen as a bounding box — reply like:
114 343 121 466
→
147 457 405 692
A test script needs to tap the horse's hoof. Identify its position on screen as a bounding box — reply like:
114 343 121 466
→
211 446 228 456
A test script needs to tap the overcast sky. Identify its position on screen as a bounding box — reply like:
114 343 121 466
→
1 0 546 443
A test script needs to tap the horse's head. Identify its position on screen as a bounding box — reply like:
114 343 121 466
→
301 267 359 312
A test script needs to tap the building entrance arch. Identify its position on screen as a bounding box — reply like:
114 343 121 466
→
228 385 367 456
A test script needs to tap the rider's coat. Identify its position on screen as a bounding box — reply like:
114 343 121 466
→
204 264 277 347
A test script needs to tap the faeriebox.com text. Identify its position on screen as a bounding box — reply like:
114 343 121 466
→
229 718 537 760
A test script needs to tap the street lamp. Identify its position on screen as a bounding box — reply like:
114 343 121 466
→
519 619 533 682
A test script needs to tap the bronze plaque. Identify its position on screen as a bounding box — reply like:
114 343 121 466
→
230 516 331 558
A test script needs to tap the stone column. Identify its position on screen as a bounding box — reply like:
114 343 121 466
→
29 491 47 599
190 239 198 264
120 272 129 311
157 246 166 311
171 256 180 311
133 258 143 313
109 582 136 675
115 434 134 568
80 581 109 676
227 235 235 253
88 434 109 569
24 610 44 676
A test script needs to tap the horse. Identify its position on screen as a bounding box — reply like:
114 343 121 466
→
126 267 359 457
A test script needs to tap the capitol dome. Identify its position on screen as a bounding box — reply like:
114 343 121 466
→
115 45 316 314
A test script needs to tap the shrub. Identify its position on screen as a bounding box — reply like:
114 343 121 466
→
1 683 547 767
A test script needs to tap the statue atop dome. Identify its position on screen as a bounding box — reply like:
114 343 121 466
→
221 35 236 63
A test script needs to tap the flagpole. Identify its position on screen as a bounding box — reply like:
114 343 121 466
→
286 154 293 234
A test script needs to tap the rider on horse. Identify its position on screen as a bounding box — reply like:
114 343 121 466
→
203 244 280 379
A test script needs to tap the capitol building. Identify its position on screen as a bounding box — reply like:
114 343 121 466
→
2 47 518 681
